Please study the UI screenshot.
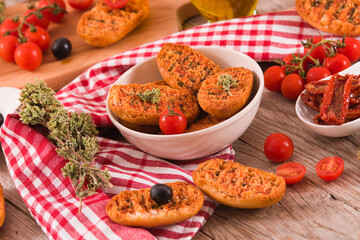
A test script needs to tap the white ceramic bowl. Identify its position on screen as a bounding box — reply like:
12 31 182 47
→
295 62 360 137
106 46 264 160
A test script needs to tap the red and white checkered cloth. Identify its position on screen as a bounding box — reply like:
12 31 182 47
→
1 8 360 240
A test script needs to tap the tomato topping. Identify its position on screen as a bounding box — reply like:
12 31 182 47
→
104 0 128 9
264 133 294 163
159 108 187 135
264 66 286 92
281 73 305 100
276 162 306 185
316 156 344 182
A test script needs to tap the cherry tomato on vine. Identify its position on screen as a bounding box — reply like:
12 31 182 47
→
305 66 331 84
304 36 329 65
68 0 94 10
337 37 360 63
24 8 50 30
264 133 294 163
0 35 19 63
38 0 67 23
159 108 187 135
104 0 128 9
281 73 305 100
316 156 344 182
24 26 50 52
282 53 308 74
14 42 43 71
276 162 306 184
264 66 286 92
0 18 24 38
323 53 351 74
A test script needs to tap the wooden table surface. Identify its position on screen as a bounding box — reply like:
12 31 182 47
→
4 1 360 240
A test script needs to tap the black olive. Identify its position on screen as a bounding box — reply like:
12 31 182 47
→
0 113 3 126
150 184 173 205
52 37 72 60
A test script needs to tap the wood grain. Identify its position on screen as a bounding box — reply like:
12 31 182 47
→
0 0 189 91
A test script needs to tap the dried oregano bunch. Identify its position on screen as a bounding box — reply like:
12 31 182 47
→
19 80 112 212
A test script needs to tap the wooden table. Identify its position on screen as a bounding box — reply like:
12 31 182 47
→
4 0 360 240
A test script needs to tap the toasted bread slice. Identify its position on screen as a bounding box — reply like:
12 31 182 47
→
77 0 150 47
108 81 199 126
156 43 222 94
106 181 204 228
0 183 5 227
197 67 253 119
185 114 224 133
192 159 286 209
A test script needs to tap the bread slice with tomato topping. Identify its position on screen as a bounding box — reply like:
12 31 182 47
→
108 80 199 126
197 67 253 119
76 0 150 47
156 43 222 95
106 181 204 228
0 183 5 227
192 159 286 209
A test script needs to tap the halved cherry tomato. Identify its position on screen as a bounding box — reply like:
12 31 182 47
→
38 0 67 23
305 66 331 84
0 35 20 63
304 36 329 65
316 156 344 182
264 66 286 92
24 26 50 52
264 133 294 163
104 0 128 9
24 8 50 30
323 53 351 74
68 0 94 10
159 108 187 135
14 42 43 71
276 162 306 184
281 73 305 100
337 37 360 63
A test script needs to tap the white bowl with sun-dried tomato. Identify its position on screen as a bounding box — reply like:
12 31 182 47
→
106 46 264 160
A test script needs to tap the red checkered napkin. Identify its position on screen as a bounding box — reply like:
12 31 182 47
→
1 8 360 240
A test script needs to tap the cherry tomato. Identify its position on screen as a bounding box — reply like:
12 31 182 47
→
0 35 20 63
323 53 351 74
0 18 24 38
24 8 50 30
38 0 67 23
104 0 128 9
264 66 286 92
316 156 344 182
24 26 50 52
264 133 294 163
276 162 306 184
337 37 360 63
68 0 94 10
305 66 332 84
281 73 305 100
159 108 187 135
304 36 329 65
282 53 308 74
14 42 43 71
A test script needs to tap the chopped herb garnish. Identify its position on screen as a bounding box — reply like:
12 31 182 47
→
216 73 238 96
138 88 161 104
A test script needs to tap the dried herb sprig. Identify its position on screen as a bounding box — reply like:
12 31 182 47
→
217 73 238 96
122 87 161 104
19 80 112 212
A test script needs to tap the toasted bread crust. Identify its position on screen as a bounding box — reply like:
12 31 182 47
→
185 114 224 133
156 43 222 94
192 159 286 209
0 183 4 227
296 0 360 36
197 67 253 119
77 0 150 47
108 81 199 125
106 181 204 228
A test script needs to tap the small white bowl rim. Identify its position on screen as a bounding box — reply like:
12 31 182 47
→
106 46 264 140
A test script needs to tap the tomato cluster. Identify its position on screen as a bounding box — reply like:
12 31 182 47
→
264 133 344 184
264 36 360 100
